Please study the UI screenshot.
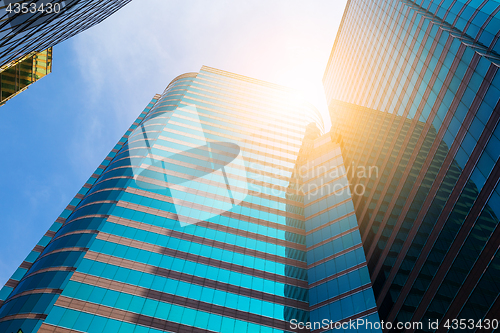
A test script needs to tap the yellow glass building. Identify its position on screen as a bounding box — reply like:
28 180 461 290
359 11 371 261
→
0 48 52 106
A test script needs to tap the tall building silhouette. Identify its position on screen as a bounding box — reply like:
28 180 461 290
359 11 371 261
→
0 47 51 105
0 66 381 333
0 0 130 105
0 0 130 67
323 0 500 330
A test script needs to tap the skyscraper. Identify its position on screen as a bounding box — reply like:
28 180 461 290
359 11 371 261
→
0 66 381 332
0 0 131 68
296 127 380 330
0 0 130 105
323 0 500 330
0 47 52 105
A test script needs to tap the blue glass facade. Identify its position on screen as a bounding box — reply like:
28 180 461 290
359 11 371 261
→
0 67 383 332
324 0 500 331
298 130 381 332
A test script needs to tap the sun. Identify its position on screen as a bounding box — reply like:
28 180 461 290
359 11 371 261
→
274 59 332 133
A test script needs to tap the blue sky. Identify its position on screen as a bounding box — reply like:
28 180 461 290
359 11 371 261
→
0 0 347 286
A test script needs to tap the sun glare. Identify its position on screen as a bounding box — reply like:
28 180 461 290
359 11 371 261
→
275 61 332 133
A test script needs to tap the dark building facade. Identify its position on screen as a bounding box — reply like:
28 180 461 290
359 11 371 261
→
324 0 500 331
0 66 381 333
0 0 129 105
0 0 130 68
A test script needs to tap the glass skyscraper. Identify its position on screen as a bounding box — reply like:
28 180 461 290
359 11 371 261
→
323 0 500 330
0 47 51 105
0 0 131 68
0 0 130 105
0 66 381 332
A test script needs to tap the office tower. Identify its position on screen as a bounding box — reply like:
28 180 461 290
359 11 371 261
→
0 47 51 105
323 0 500 330
296 127 380 330
0 66 381 333
0 0 130 105
0 0 131 68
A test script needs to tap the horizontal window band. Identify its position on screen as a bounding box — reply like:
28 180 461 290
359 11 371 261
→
306 211 356 236
57 290 308 333
62 214 109 227
309 283 373 311
169 110 301 148
303 184 350 208
113 145 295 181
94 221 305 279
18 266 76 283
110 151 295 187
115 201 307 250
167 110 302 151
100 162 299 197
142 113 175 122
126 123 299 167
143 158 293 197
3 288 62 303
105 215 306 268
143 103 303 148
154 130 297 169
124 186 306 230
78 179 305 231
302 178 349 197
310 307 379 333
308 263 368 289
159 121 299 160
92 234 307 287
37 244 88 258
70 269 309 312
94 173 300 210
53 296 214 333
307 244 364 269
299 153 344 184
151 96 182 104
305 198 352 221
306 227 359 251
50 229 99 243
161 128 298 167
72 200 117 214
89 247 295 302
76 188 126 202
127 129 162 141
136 160 298 204
165 120 298 166
143 105 302 149
0 312 47 323
131 165 289 217
38 323 81 333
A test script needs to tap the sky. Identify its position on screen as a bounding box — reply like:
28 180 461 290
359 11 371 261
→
0 0 347 286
